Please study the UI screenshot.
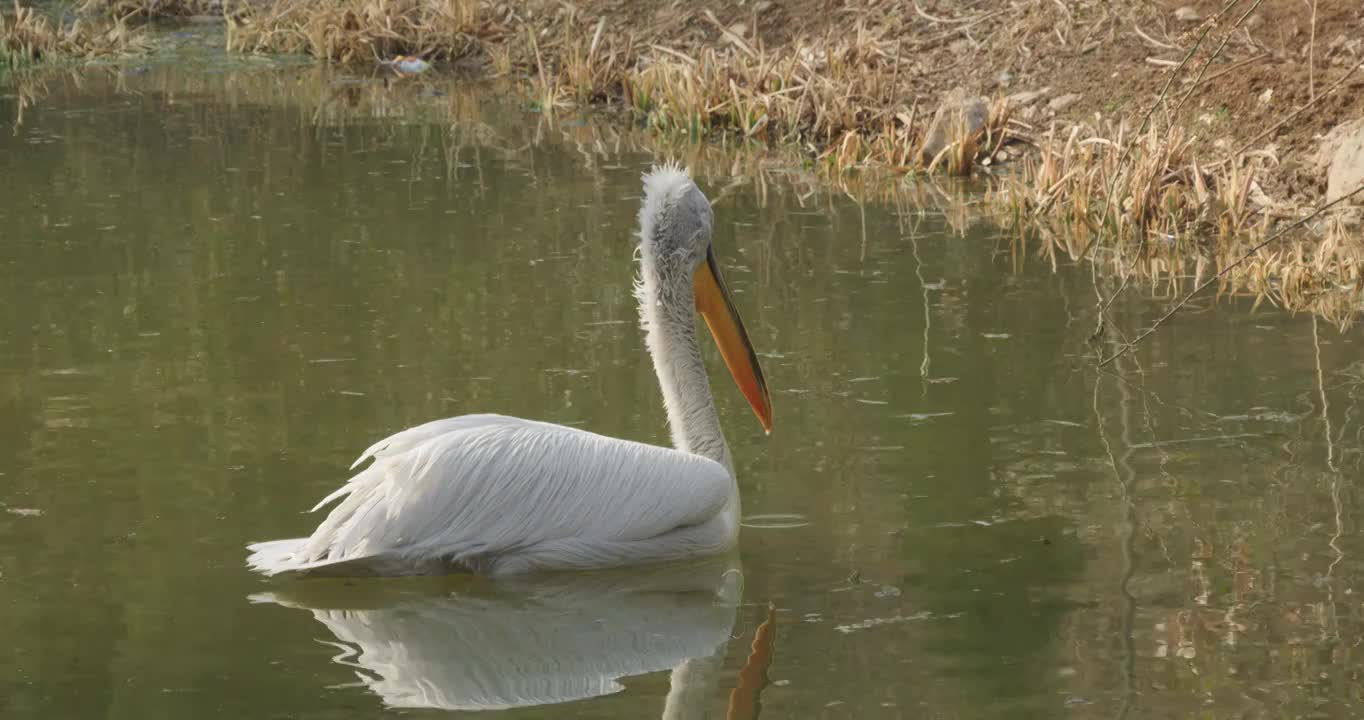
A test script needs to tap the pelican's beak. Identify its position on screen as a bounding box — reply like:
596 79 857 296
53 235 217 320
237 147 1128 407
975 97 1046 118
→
694 246 773 433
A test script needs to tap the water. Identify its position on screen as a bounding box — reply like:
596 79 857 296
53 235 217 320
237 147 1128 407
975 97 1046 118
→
2 66 1362 719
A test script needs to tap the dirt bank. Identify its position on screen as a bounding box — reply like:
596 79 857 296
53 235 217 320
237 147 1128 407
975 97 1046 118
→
46 0 1364 204
11 0 1364 323
501 0 1364 206
226 0 1364 320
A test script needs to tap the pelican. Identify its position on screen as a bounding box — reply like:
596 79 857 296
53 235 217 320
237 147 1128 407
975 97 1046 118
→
247 163 772 576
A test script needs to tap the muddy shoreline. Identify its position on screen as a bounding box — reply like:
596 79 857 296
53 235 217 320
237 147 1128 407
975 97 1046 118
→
6 0 1363 323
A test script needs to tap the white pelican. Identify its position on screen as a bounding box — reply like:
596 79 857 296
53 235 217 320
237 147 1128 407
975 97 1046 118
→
247 163 772 576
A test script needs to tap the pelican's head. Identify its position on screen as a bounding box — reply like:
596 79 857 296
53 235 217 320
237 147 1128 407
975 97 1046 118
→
637 163 773 433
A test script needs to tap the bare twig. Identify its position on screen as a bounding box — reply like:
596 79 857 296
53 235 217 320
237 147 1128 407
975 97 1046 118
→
1132 22 1178 50
1170 0 1265 118
646 44 697 65
1096 0 1242 229
1094 271 1135 339
1308 0 1318 101
1229 55 1364 159
1087 1 1244 317
904 8 1010 51
1197 52 1268 85
1098 182 1364 366
912 1 985 24
701 8 757 58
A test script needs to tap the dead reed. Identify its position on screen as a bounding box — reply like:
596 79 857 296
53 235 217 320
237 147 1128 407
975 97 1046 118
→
224 0 487 64
998 121 1271 246
523 12 1014 175
220 1 1014 175
12 0 1357 326
504 0 1360 326
76 0 221 19
2 0 149 68
994 120 1362 328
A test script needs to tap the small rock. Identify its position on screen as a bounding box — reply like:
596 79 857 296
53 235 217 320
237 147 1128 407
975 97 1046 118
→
1175 6 1200 22
387 56 431 74
920 89 990 166
1247 181 1276 209
1258 88 1274 105
1007 87 1050 106
754 1 774 13
1048 93 1082 112
1320 118 1364 206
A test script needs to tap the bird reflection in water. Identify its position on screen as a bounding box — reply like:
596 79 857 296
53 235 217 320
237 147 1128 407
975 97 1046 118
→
251 555 778 718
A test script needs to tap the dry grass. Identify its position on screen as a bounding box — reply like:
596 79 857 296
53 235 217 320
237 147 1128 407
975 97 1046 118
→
994 119 1363 328
206 0 1361 325
534 13 1014 175
502 0 1363 326
77 0 222 19
9 0 1359 328
998 121 1271 248
974 0 1364 330
221 1 1015 175
2 0 149 68
225 0 487 64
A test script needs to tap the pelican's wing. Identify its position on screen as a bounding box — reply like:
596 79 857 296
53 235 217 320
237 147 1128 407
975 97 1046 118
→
345 414 523 471
273 415 735 574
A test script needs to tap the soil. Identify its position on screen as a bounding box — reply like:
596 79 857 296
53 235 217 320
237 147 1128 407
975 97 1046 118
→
551 0 1364 206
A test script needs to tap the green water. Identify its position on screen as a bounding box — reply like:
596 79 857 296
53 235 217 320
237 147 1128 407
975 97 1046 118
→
2 66 1362 719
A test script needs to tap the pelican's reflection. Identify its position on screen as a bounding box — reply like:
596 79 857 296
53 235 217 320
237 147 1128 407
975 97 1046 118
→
251 555 745 714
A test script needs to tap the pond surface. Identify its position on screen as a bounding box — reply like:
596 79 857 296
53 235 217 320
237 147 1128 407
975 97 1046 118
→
2 65 1363 720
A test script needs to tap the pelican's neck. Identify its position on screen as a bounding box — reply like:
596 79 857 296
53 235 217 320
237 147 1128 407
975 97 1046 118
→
637 270 733 475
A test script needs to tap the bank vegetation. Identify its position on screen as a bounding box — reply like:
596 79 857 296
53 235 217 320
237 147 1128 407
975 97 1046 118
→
8 0 1363 324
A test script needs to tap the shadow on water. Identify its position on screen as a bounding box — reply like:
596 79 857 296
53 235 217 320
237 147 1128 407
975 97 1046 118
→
0 61 1362 720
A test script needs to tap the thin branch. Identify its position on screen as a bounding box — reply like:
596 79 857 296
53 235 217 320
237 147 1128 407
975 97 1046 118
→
1229 55 1364 159
1098 182 1364 367
1095 0 1244 228
1132 22 1178 50
1196 52 1268 85
912 1 988 24
1308 0 1318 101
1093 271 1135 339
1170 0 1265 118
1088 2 1241 327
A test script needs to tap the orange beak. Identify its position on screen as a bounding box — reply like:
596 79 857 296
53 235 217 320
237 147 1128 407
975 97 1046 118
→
694 247 773 433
